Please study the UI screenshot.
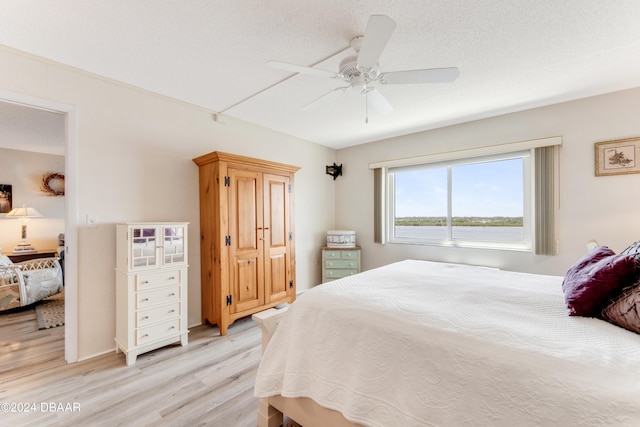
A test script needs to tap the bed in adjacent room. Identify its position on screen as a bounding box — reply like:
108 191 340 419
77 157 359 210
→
253 257 640 427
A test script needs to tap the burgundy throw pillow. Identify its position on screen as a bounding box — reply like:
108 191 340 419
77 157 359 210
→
601 280 640 334
562 247 636 316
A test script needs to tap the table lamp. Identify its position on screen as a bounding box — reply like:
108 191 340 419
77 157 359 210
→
6 205 43 253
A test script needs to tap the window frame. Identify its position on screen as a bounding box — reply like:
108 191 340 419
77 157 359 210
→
385 150 533 251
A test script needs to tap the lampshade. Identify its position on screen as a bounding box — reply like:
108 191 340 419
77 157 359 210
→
6 205 42 218
5 205 43 253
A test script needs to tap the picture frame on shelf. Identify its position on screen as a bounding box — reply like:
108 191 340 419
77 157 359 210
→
595 137 640 177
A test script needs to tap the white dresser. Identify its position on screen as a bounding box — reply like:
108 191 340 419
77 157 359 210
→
115 222 189 365
321 246 361 283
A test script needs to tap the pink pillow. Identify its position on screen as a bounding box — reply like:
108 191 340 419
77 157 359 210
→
562 247 636 316
601 281 640 334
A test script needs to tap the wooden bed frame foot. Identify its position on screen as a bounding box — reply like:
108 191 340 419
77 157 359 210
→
258 397 283 427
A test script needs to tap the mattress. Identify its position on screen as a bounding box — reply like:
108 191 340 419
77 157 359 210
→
254 260 640 426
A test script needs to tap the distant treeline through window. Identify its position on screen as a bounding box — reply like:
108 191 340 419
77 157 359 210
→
395 216 523 227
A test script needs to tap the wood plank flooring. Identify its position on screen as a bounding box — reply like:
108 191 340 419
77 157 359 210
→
0 306 66 383
0 306 262 426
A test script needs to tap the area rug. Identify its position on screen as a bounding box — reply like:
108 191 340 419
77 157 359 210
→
35 291 64 330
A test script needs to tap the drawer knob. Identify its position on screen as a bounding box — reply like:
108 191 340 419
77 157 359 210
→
169 293 176 297
141 298 149 302
169 326 175 330
168 276 175 280
169 309 175 313
141 280 149 284
142 334 149 339
142 316 149 320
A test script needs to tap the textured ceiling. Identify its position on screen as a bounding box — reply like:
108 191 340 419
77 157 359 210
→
1 1 640 149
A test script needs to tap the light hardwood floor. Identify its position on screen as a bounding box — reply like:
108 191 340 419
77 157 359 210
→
0 306 261 426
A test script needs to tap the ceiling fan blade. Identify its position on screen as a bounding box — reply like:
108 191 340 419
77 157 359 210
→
267 60 338 79
302 87 349 110
380 67 460 85
357 15 396 69
365 89 393 114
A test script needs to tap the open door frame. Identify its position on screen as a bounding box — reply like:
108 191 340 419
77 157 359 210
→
0 89 79 363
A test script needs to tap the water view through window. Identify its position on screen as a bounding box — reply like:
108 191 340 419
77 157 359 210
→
392 156 525 243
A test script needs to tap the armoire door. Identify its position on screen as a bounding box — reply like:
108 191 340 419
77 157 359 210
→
263 173 293 304
228 167 264 314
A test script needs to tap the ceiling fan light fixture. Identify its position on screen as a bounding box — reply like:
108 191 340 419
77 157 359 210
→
351 75 367 92
268 14 458 116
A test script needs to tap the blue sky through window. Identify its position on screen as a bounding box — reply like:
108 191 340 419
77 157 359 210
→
395 158 524 217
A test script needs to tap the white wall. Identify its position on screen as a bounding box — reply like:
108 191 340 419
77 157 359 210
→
0 148 65 251
0 46 336 360
336 87 640 276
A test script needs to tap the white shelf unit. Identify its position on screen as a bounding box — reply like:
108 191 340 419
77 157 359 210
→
115 222 189 365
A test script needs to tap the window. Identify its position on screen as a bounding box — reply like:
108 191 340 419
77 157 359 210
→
387 151 531 250
372 137 560 254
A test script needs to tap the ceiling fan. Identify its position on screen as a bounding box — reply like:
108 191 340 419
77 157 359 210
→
267 15 459 117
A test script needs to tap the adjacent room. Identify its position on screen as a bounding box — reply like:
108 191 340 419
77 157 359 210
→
1 2 640 426
0 102 66 379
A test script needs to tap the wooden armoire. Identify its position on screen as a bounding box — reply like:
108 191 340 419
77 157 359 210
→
192 151 299 335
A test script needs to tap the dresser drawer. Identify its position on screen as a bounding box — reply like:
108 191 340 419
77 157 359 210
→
325 269 358 279
136 270 181 291
339 250 359 260
136 302 181 327
136 318 181 345
325 259 359 269
323 250 360 260
136 285 180 309
323 250 342 260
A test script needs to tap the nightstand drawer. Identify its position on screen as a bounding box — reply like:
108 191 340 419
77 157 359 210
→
325 269 358 279
136 318 181 345
136 270 181 291
323 250 342 260
136 302 181 327
136 285 180 309
325 259 358 269
339 251 359 260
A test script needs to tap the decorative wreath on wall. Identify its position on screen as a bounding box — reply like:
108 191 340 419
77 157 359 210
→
41 172 65 196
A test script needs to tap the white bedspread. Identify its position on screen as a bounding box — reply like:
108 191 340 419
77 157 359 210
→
254 260 640 427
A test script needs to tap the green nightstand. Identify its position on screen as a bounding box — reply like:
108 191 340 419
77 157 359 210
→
321 246 361 283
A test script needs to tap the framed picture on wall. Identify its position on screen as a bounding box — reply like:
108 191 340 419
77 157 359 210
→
0 184 12 214
595 137 640 176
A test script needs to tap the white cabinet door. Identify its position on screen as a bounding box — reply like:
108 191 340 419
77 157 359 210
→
161 225 187 267
130 225 161 269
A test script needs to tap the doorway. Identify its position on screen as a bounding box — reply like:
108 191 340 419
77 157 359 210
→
0 91 78 363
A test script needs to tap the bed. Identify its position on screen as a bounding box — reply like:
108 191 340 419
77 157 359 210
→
0 254 63 311
253 259 640 427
